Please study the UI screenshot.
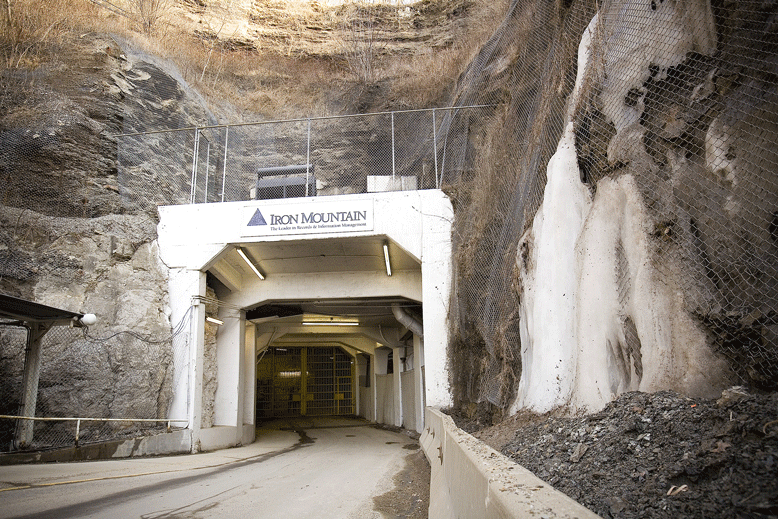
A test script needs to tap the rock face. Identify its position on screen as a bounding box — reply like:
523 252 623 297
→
0 33 217 446
443 0 778 413
0 207 173 446
0 33 216 218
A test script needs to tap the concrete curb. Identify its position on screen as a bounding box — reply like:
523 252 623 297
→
420 408 602 519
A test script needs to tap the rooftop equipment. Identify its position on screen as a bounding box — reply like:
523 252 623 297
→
252 164 316 200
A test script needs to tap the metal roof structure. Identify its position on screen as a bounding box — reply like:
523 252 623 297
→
0 293 84 325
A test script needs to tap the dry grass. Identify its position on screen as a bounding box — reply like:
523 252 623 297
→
1 0 512 116
0 0 104 68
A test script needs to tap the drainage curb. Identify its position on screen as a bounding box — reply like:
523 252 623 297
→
421 408 601 519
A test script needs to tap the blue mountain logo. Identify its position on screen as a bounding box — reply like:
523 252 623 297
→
248 209 268 226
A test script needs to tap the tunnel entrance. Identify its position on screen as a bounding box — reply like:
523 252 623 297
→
256 346 356 418
159 191 453 449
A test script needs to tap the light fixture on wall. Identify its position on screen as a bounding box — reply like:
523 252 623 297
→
206 316 224 325
236 247 265 280
383 240 392 277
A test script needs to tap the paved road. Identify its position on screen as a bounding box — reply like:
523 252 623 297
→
0 418 421 519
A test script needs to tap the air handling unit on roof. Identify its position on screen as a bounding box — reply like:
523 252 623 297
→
251 164 316 200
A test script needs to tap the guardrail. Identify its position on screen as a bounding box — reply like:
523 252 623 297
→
421 408 601 519
0 415 188 449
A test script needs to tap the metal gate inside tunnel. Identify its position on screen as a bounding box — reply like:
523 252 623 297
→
256 346 356 418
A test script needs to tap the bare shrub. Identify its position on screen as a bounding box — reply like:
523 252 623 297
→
338 2 385 85
130 0 172 35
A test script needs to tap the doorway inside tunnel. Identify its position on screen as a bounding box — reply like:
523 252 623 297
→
256 346 356 418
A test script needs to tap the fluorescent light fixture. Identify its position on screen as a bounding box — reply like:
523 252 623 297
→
302 321 359 326
383 241 392 277
206 317 224 325
236 247 265 280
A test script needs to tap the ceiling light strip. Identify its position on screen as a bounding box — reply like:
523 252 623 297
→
236 247 265 280
302 322 360 326
383 241 392 277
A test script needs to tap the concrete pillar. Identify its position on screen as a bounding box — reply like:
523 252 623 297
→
15 322 50 449
392 347 403 428
214 306 242 427
167 269 205 435
413 334 425 433
190 286 207 452
371 351 378 423
242 320 256 445
232 310 247 445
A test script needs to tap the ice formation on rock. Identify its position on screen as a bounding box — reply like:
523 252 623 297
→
513 1 728 414
514 15 597 413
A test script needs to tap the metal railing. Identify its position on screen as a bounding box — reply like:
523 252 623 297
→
0 415 188 449
114 105 493 210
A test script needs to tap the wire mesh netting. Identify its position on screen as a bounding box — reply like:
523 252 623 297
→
441 0 778 409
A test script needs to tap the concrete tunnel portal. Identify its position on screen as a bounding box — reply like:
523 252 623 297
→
157 191 454 452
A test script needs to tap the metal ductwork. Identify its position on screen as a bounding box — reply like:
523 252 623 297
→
391 304 423 338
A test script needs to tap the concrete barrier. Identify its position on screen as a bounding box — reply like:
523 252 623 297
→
421 408 601 519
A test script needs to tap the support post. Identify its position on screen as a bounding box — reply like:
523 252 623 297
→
413 334 425 433
371 351 378 423
432 108 439 188
15 322 51 449
306 118 311 197
189 274 207 452
204 139 211 203
392 347 402 428
190 128 200 204
221 126 229 203
391 112 396 180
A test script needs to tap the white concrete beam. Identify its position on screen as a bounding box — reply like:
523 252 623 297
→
210 260 243 293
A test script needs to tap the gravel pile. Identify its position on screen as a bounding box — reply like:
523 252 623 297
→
499 390 778 518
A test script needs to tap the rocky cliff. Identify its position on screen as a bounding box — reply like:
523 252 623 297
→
443 0 778 415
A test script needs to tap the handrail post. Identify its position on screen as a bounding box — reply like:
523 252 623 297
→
75 419 81 447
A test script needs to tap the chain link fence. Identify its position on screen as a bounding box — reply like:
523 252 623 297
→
114 106 491 213
0 312 191 453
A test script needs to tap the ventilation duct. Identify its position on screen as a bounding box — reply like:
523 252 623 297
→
391 304 423 338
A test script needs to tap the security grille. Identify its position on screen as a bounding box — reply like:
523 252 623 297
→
256 346 355 419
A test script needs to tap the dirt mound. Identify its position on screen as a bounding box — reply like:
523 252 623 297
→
485 390 778 518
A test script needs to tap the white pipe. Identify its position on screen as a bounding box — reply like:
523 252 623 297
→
391 304 423 338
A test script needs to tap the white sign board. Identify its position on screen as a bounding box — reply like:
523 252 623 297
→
241 199 374 237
